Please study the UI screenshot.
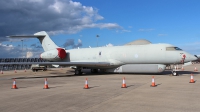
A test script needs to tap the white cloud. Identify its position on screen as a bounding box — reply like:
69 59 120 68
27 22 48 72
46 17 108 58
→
49 0 63 13
0 0 123 41
78 39 82 43
0 0 126 58
20 0 44 3
63 39 82 48
98 23 122 29
0 43 43 58
128 26 133 28
122 30 131 32
138 28 155 32
26 51 33 58
95 14 104 21
158 34 168 37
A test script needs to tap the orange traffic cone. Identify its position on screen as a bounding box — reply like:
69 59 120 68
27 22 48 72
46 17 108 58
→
194 67 198 71
43 78 49 89
1 70 3 74
189 74 195 83
11 78 18 89
150 76 157 87
182 66 184 71
121 77 127 88
84 78 89 89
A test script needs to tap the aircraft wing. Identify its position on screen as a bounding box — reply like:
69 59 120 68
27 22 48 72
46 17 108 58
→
0 62 111 67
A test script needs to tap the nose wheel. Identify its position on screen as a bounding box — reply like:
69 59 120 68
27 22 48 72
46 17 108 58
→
172 71 179 76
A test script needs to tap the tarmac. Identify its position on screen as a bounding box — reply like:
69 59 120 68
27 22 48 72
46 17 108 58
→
0 64 200 112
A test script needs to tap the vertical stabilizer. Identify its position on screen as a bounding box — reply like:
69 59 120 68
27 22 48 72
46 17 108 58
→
34 31 58 51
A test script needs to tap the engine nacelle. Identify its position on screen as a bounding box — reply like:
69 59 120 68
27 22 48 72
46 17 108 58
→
103 64 166 73
40 48 67 61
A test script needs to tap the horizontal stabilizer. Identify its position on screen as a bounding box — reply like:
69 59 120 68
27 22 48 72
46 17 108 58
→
7 31 58 51
8 35 46 38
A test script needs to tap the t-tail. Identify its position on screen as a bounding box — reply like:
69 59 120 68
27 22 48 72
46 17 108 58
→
9 31 67 61
34 31 58 51
9 31 58 51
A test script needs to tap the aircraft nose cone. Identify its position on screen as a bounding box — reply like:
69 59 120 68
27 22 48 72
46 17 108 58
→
188 55 198 61
193 55 199 60
183 53 198 62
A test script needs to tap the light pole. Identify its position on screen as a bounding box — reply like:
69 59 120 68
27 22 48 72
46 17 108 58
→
24 45 27 51
21 40 23 51
96 35 99 47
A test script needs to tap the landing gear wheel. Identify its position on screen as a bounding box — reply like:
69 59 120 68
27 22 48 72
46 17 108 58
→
91 69 98 73
172 71 179 76
75 69 82 75
32 69 37 72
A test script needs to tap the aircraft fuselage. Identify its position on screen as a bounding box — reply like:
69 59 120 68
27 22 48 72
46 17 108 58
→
68 44 194 65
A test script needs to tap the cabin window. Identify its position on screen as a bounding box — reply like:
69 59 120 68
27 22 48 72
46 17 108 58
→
166 47 182 51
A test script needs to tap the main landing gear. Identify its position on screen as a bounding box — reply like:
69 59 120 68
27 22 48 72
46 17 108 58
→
91 69 98 73
74 68 99 75
75 69 82 75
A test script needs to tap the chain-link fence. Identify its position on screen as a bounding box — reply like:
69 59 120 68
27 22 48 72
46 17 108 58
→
0 58 47 71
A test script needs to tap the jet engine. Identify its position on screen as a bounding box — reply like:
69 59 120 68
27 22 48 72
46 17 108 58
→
40 48 67 61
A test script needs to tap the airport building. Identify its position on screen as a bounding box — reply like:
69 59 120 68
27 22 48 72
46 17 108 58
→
0 58 47 70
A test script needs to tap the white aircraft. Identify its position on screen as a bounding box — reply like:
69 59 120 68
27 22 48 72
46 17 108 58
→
3 31 198 75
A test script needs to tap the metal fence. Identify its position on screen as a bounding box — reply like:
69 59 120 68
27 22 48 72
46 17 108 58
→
0 58 47 71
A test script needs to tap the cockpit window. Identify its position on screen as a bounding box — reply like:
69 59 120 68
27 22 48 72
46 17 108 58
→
166 47 182 51
174 47 182 50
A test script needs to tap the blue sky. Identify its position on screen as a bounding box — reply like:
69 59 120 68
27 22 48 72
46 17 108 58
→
0 0 200 57
56 0 200 53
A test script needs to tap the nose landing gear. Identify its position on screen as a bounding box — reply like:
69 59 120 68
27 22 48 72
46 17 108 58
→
171 65 179 76
172 71 179 76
